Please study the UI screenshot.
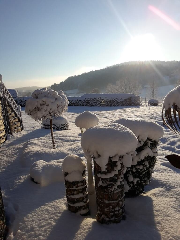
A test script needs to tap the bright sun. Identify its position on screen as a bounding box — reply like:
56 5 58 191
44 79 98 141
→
121 33 163 62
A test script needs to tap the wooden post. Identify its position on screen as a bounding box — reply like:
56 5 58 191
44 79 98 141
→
50 119 55 149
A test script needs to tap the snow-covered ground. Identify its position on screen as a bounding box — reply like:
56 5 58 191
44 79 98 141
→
1 104 180 240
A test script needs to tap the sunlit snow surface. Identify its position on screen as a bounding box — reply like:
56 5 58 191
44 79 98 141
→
0 104 180 240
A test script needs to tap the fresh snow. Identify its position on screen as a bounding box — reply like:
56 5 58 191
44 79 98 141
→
0 104 180 240
163 85 180 110
115 118 164 142
81 124 138 171
75 111 99 130
30 160 64 186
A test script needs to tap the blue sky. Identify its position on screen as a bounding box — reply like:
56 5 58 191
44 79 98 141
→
1 0 180 88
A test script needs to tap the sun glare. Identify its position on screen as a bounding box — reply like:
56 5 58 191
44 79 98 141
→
121 33 162 62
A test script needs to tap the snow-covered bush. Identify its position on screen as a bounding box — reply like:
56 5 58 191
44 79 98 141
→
75 111 99 134
25 88 68 148
62 155 89 216
42 116 69 130
30 160 64 186
115 118 164 196
81 124 138 223
148 99 158 106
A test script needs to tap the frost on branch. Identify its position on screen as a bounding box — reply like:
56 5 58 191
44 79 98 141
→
25 89 68 148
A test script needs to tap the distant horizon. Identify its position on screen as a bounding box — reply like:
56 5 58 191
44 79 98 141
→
3 59 180 89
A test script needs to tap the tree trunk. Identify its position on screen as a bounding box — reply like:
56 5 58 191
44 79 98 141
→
50 119 55 149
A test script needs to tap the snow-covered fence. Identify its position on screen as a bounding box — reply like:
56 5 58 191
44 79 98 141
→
81 124 138 224
0 187 7 240
115 119 164 196
68 93 141 107
62 155 90 216
0 82 23 145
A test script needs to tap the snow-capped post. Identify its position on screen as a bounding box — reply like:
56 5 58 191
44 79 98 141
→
115 119 164 196
62 155 90 216
81 124 138 224
0 187 7 240
25 89 68 149
75 111 99 134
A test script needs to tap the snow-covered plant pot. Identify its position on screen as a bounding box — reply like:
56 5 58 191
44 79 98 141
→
75 111 99 134
0 187 7 239
42 116 69 130
25 89 68 148
148 99 158 106
81 124 138 224
62 155 89 216
115 119 164 196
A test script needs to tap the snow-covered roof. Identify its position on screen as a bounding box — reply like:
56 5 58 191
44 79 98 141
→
163 85 180 110
81 124 138 170
75 111 99 129
115 118 164 141
62 155 86 173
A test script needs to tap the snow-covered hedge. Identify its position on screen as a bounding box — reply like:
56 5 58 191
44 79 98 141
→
42 116 69 130
81 124 138 223
115 118 164 196
68 93 141 106
62 155 89 216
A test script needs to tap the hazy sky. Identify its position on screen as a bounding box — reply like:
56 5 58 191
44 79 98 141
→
1 0 180 88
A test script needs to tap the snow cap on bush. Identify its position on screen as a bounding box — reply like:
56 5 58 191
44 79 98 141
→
75 111 99 130
62 154 86 173
163 85 180 110
25 88 68 120
115 118 164 142
81 123 138 170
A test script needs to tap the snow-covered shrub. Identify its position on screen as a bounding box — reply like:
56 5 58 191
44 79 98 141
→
148 99 158 106
25 88 68 148
30 160 64 186
62 155 89 216
81 124 138 223
115 118 164 196
75 111 99 134
42 116 69 130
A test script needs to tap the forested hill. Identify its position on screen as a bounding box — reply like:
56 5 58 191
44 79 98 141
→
51 61 180 93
